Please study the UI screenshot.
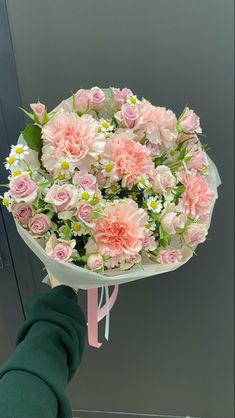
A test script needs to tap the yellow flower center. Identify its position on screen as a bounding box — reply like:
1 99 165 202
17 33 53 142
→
2 198 9 206
102 121 110 129
73 223 81 232
105 164 113 173
170 149 176 156
110 184 117 192
61 161 69 170
146 187 152 193
140 178 145 185
8 156 16 165
129 96 137 104
16 147 24 154
62 227 69 234
145 223 151 229
150 201 158 209
13 170 22 177
82 191 90 200
92 197 100 205
57 172 65 180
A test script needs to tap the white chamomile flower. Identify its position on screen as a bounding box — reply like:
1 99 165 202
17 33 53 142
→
72 222 85 237
78 189 95 202
100 159 114 177
166 148 180 162
55 159 76 178
4 154 19 170
58 225 71 239
7 168 24 180
137 176 151 191
147 196 163 213
10 144 29 160
142 98 151 104
145 221 156 232
0 192 13 212
105 182 120 195
127 94 141 105
99 118 115 133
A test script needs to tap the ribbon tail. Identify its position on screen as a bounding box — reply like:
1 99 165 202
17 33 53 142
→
104 286 110 341
87 288 102 348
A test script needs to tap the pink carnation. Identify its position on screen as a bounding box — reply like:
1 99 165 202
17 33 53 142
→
105 130 154 189
178 170 214 220
136 103 178 148
93 199 148 262
41 110 105 172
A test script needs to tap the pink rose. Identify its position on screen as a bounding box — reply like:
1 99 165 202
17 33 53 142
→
161 211 186 235
74 89 90 113
9 173 37 203
28 213 52 236
72 170 96 190
121 104 138 128
152 166 176 194
142 235 158 251
87 254 103 271
90 87 105 109
178 170 214 220
75 203 93 222
183 223 207 247
12 202 34 225
95 172 107 188
187 148 208 171
112 87 132 109
45 235 76 262
179 107 202 133
157 248 183 264
146 141 161 157
30 102 46 124
45 184 78 212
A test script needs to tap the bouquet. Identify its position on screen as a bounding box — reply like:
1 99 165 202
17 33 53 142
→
1 87 220 347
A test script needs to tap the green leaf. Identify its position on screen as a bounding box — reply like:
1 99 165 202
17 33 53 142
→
19 107 35 121
173 184 186 205
22 124 42 152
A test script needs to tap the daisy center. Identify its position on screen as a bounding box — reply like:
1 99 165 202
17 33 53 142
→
150 201 158 209
61 161 70 170
8 156 16 165
73 223 81 231
82 191 91 201
16 147 24 154
105 164 113 173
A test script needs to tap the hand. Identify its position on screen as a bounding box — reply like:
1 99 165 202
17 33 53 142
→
47 271 79 293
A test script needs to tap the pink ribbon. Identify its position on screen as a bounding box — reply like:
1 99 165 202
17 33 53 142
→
87 285 119 348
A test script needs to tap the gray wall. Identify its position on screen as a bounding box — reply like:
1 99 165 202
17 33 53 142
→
2 0 234 417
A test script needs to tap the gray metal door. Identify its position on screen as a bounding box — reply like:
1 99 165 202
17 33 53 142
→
0 1 234 417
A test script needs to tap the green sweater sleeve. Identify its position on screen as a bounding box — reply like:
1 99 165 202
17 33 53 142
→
0 285 87 418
